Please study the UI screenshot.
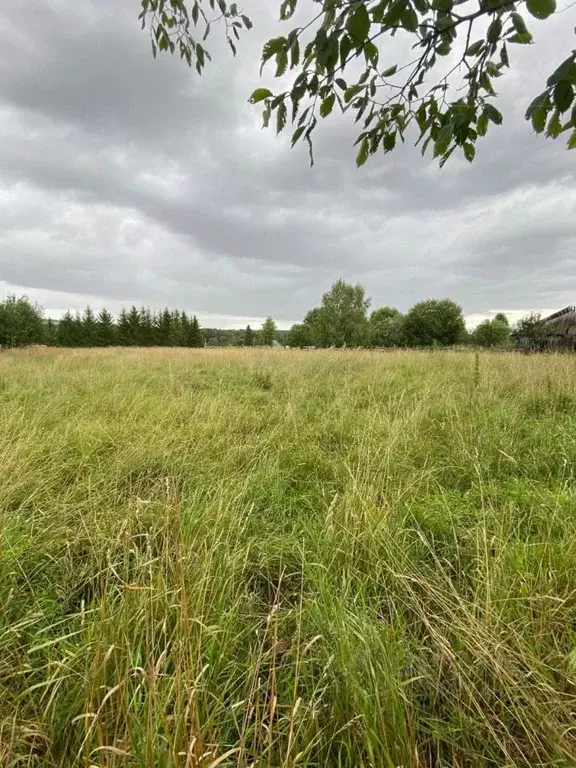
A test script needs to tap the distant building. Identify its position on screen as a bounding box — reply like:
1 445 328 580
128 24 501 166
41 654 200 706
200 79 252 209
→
541 306 576 351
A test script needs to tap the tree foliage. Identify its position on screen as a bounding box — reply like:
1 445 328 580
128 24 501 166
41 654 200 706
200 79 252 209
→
472 317 511 347
261 316 278 346
403 298 465 346
305 279 371 347
369 306 405 347
0 294 45 348
513 311 548 347
139 0 576 167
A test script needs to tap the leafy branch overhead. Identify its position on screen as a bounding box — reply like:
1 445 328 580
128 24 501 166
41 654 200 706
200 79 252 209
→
139 0 576 165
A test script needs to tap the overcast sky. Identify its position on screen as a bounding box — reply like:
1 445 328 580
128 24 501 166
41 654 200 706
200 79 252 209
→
1 0 575 329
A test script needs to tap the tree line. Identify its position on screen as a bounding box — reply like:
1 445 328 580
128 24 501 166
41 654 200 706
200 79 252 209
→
0 295 285 349
0 284 545 351
286 280 512 349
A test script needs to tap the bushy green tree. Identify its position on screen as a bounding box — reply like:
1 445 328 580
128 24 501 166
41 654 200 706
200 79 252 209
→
0 294 45 348
369 307 404 347
513 312 548 349
309 280 370 348
403 299 465 347
261 316 278 346
287 323 313 348
0 294 44 347
472 318 511 348
139 0 576 167
494 312 510 326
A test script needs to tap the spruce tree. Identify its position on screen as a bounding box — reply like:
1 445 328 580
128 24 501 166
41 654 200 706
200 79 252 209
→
116 308 131 346
57 311 75 347
126 306 142 346
244 325 254 347
139 307 154 346
82 307 98 347
96 309 116 346
45 318 57 346
73 312 85 346
188 315 204 348
155 308 173 346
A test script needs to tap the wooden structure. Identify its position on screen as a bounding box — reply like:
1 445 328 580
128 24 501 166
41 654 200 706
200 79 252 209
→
541 306 576 351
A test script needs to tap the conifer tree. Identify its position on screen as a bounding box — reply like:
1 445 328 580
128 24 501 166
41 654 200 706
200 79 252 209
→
244 325 254 347
116 308 131 346
188 315 204 348
82 307 98 347
97 308 116 346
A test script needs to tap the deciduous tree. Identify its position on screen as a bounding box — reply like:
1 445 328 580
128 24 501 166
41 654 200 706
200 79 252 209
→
261 316 278 346
403 298 465 346
369 306 404 347
139 0 576 167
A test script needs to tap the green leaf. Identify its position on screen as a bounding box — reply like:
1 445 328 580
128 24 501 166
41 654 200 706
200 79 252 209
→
340 34 353 69
465 40 484 57
320 93 336 117
241 14 252 29
463 142 475 162
383 132 396 152
291 125 305 146
487 18 502 44
290 36 300 68
500 43 509 67
546 109 561 137
275 50 288 77
364 41 379 67
547 55 576 87
335 78 347 90
276 100 287 134
553 80 573 113
382 64 398 77
531 105 548 132
508 32 533 44
567 130 576 149
476 112 489 136
347 4 370 44
432 0 451 9
484 104 503 125
525 90 548 119
526 0 556 19
436 40 451 56
261 37 286 73
356 137 369 167
434 122 453 157
344 85 363 103
402 8 418 31
249 88 273 104
511 13 529 35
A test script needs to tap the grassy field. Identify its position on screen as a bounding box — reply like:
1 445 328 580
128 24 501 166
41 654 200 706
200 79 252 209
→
1 347 576 767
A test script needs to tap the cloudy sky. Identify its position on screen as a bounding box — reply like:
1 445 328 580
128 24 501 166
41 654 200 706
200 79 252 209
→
0 0 575 329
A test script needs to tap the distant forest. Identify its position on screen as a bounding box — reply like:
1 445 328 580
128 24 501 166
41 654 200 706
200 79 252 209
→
0 280 522 350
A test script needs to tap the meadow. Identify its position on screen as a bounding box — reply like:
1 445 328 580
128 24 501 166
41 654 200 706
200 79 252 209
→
1 347 576 767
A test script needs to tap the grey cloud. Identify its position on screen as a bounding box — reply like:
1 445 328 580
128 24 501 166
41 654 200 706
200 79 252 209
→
1 0 575 325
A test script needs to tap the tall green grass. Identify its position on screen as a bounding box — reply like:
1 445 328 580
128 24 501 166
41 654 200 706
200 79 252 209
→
1 347 576 767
